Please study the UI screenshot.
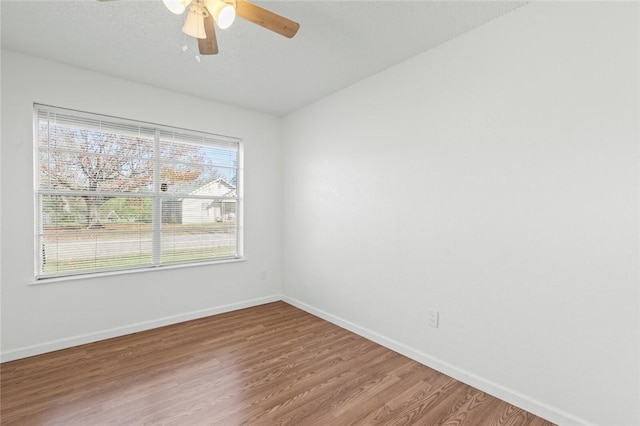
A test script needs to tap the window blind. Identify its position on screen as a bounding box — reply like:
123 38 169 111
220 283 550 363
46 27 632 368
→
35 105 242 279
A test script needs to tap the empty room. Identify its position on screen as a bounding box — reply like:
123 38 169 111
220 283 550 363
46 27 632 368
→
1 1 638 425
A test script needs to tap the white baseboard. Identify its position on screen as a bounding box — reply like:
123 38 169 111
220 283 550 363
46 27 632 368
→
1 293 594 426
282 296 594 426
1 294 282 363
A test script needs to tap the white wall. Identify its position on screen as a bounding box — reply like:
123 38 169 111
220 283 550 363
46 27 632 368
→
282 2 639 425
1 51 283 360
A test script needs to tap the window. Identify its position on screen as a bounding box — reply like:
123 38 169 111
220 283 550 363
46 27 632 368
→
35 105 242 279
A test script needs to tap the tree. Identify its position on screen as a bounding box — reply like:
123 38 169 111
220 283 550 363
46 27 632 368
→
40 125 213 228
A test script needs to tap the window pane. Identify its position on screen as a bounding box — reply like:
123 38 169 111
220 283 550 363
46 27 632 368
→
158 135 238 197
37 130 155 195
161 198 237 264
39 195 154 275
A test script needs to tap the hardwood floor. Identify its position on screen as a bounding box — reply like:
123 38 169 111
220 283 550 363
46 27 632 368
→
1 302 555 425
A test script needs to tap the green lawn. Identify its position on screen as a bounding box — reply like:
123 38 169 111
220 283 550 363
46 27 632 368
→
43 246 237 274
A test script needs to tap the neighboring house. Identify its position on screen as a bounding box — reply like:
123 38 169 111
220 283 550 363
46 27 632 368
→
181 178 237 225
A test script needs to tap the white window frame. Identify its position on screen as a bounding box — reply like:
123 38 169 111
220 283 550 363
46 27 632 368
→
34 104 243 280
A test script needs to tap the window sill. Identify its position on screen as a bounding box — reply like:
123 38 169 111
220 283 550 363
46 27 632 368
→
29 257 246 286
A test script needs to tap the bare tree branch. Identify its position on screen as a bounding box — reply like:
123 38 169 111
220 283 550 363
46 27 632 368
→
40 125 210 228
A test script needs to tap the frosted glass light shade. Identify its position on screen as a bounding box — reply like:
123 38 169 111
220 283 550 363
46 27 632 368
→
182 8 207 39
163 0 190 15
205 0 236 30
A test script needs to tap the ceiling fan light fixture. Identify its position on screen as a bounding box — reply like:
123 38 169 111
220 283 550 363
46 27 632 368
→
182 6 208 39
162 0 191 15
205 0 236 30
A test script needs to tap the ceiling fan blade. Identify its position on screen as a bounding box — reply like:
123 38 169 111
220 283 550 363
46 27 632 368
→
198 14 219 55
235 0 300 39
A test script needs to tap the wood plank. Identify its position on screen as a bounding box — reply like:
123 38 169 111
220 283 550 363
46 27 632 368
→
0 302 555 426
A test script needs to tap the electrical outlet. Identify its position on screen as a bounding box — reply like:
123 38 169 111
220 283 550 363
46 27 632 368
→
428 309 439 328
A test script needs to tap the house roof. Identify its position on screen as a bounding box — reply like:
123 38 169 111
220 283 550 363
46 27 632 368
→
189 178 237 198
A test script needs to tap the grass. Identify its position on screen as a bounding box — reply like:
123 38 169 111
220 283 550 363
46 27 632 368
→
42 222 236 241
42 246 237 275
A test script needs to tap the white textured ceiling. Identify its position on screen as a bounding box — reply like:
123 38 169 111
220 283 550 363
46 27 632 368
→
1 1 527 116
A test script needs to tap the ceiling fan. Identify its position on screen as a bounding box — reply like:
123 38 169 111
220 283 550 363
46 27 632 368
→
99 0 300 55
